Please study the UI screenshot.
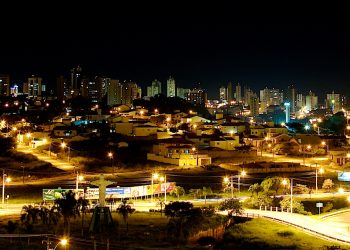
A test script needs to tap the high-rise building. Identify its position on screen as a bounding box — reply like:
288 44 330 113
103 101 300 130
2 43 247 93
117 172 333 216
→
27 76 43 97
70 66 82 90
305 91 318 112
56 75 66 101
296 93 304 111
285 84 297 113
227 82 233 102
219 86 227 101
147 79 162 97
87 76 104 103
167 77 176 97
186 88 207 105
0 74 10 96
177 88 190 99
121 81 140 105
326 91 341 113
235 83 241 103
284 102 291 123
249 94 259 117
259 87 283 113
107 79 122 106
10 85 18 96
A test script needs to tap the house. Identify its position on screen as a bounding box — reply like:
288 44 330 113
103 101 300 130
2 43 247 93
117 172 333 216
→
52 126 78 137
147 138 212 166
218 122 248 134
133 124 158 137
181 115 210 124
250 125 266 138
209 136 240 150
328 149 350 166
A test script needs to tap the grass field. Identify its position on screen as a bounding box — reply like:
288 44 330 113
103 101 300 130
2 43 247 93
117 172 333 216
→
220 217 348 249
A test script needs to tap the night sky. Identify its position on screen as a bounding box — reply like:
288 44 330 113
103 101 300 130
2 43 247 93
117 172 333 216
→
1 4 350 99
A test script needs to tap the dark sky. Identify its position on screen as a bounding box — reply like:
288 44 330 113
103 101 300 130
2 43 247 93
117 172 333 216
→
1 4 350 99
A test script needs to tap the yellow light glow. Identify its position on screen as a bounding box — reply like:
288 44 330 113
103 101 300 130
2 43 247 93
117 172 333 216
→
282 179 288 185
108 152 113 158
26 133 31 138
338 188 345 194
5 177 11 183
241 170 246 177
78 175 84 181
307 145 311 150
223 176 229 183
152 173 159 180
159 176 165 182
321 141 326 146
60 239 68 246
12 127 17 131
61 142 66 148
319 168 324 174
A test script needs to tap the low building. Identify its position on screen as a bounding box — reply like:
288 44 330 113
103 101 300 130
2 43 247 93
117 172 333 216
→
209 136 240 150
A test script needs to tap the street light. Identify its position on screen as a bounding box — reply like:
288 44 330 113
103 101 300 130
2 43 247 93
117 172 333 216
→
238 170 246 195
321 141 329 154
108 152 114 175
192 147 198 166
61 142 70 162
283 178 293 213
2 170 11 208
313 163 324 194
224 170 247 198
159 175 167 204
76 172 84 192
151 173 159 203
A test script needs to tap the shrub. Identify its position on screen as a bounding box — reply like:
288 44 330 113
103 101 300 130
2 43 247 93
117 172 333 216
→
277 230 294 237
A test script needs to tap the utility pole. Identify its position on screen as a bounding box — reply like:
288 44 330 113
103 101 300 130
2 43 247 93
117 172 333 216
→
290 178 293 214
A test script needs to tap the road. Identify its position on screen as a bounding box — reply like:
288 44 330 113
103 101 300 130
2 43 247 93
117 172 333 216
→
16 144 78 172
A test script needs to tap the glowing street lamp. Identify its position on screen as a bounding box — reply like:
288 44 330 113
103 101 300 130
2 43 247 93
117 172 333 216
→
108 152 114 174
53 238 68 250
2 171 11 208
151 173 159 203
282 178 293 213
76 172 84 192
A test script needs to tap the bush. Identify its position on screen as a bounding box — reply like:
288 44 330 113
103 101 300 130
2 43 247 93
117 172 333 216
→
277 230 294 237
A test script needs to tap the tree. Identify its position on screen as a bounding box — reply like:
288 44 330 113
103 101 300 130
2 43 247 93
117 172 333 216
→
261 177 287 196
165 202 203 244
248 183 263 197
55 190 78 236
189 188 202 199
322 179 334 192
280 197 306 214
116 199 135 234
170 186 186 200
244 192 273 209
156 198 166 216
218 198 244 217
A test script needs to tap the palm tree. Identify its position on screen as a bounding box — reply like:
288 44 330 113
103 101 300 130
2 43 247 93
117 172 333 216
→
55 190 78 236
202 187 213 204
116 199 135 234
156 198 166 216
170 186 186 200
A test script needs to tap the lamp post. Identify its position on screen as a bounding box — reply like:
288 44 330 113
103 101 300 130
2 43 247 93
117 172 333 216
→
2 170 11 208
238 170 246 195
151 173 159 203
282 178 293 213
108 152 114 175
159 175 167 204
321 141 328 154
76 172 84 192
223 176 233 199
43 237 67 250
192 147 198 166
61 142 70 162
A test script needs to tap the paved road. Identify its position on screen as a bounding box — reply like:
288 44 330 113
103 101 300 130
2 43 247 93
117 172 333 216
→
16 144 78 172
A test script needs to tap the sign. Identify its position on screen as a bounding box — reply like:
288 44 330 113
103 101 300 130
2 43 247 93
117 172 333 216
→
316 202 323 208
43 182 176 200
338 172 350 182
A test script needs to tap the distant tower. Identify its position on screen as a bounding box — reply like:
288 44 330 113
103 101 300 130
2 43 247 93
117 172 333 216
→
147 79 162 97
235 83 241 103
284 102 291 123
70 66 82 90
56 75 66 101
286 84 297 113
167 76 176 97
219 86 227 101
28 75 43 97
227 82 233 102
0 74 10 96
107 79 122 106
